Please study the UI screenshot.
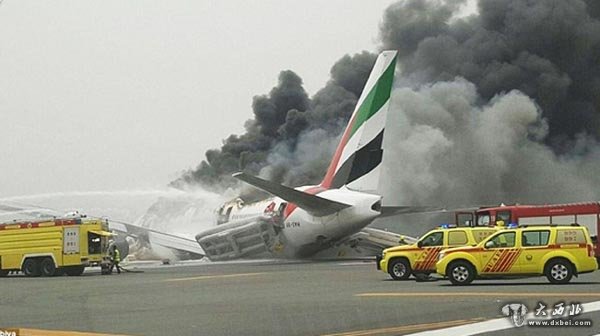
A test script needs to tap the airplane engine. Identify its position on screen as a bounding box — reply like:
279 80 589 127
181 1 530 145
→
196 215 279 261
108 238 130 260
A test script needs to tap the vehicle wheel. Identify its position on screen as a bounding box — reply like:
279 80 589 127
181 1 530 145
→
65 265 85 276
22 259 41 277
545 259 573 284
447 261 475 285
40 258 56 277
0 269 9 277
388 258 411 280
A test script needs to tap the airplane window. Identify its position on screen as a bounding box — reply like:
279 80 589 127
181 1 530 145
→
277 202 287 216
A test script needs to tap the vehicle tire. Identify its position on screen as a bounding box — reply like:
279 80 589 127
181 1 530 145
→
447 260 475 285
545 258 573 284
0 269 9 277
388 258 411 280
65 265 85 276
40 258 56 277
22 258 41 277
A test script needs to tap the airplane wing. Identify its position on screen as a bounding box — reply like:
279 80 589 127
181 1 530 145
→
233 172 351 216
312 227 418 259
108 219 205 258
0 203 58 219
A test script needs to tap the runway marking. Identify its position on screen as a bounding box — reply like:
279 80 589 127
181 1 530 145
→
404 300 600 336
163 272 265 282
1 328 129 336
356 292 600 298
320 318 485 336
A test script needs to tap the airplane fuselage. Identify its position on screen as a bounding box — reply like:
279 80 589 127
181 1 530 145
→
212 187 382 258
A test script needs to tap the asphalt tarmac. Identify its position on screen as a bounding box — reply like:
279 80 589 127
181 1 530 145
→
0 260 599 336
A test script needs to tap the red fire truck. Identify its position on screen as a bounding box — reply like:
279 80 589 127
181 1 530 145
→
455 202 600 258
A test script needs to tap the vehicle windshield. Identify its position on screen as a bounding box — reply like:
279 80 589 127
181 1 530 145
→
476 212 491 226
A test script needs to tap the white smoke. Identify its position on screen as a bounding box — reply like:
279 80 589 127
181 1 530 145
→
0 187 229 236
380 77 600 208
135 186 228 236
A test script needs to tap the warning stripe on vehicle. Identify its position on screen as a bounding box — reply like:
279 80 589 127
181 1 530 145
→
414 247 442 271
484 249 521 273
497 250 521 272
0 219 81 230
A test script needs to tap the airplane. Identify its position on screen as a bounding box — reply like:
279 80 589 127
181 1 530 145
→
195 50 436 261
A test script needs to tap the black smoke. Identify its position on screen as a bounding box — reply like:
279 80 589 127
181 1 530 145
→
381 0 600 150
175 0 600 202
171 52 377 191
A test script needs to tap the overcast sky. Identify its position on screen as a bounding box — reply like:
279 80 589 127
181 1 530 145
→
0 0 402 197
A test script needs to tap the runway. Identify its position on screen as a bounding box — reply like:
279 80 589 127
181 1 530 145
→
0 260 598 336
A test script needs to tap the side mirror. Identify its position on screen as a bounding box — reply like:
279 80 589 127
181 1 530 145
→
485 241 495 249
417 241 423 248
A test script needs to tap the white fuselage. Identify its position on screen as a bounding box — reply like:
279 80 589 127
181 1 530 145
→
215 186 382 258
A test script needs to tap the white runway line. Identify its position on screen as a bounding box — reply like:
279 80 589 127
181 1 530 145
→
405 300 600 336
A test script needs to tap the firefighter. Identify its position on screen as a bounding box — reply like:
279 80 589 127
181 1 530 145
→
110 245 121 274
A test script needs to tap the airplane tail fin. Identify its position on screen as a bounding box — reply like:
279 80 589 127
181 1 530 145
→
320 50 397 192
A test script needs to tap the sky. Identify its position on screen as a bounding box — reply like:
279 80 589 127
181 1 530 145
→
0 0 399 197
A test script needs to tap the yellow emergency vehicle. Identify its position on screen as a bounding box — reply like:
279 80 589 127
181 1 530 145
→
377 225 497 280
436 225 598 285
0 217 113 277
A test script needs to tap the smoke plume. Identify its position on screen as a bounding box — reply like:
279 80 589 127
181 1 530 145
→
380 79 600 208
171 52 377 192
381 0 600 150
175 0 600 210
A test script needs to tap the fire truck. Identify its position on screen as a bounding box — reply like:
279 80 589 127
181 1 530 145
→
455 202 600 258
0 217 113 277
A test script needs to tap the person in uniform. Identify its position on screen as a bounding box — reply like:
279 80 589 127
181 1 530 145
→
110 245 121 274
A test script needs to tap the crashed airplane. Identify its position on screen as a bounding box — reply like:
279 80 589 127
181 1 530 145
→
195 50 436 261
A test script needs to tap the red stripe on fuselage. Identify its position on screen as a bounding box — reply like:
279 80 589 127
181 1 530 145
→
320 113 358 189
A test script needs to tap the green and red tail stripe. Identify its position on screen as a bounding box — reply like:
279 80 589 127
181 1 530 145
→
321 51 397 191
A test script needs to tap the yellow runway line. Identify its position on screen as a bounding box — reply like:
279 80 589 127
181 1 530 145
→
356 292 600 298
163 272 265 282
320 318 485 336
2 328 129 336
